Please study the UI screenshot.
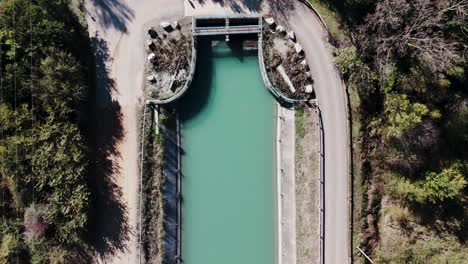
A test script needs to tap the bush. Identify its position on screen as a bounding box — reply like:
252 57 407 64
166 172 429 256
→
395 161 467 204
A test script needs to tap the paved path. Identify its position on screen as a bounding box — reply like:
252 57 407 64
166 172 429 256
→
286 2 349 263
278 105 297 264
85 0 184 263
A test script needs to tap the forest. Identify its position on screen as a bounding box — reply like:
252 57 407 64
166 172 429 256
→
0 0 94 262
322 0 468 262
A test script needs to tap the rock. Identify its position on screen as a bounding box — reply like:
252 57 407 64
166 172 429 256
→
265 17 276 26
147 75 156 83
305 84 313 94
306 71 311 77
276 25 286 33
295 43 303 54
148 27 157 38
172 20 180 30
147 53 156 63
301 59 309 70
146 39 156 50
160 21 173 31
287 31 296 42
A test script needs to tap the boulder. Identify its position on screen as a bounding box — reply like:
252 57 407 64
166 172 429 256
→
301 59 309 70
160 21 173 31
305 71 311 78
147 27 157 38
295 43 303 54
147 75 156 83
172 20 180 30
276 25 286 34
147 53 156 63
265 17 276 26
146 39 156 50
305 84 313 94
287 31 296 41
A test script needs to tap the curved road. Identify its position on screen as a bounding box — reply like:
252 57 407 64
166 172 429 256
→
86 0 348 263
286 3 349 263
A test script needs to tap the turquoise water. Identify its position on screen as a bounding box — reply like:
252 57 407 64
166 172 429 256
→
180 39 276 264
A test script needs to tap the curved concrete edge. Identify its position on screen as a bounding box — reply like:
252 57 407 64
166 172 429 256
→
258 26 307 105
147 26 197 105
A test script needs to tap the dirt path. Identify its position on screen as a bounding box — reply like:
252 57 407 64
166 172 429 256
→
85 0 184 263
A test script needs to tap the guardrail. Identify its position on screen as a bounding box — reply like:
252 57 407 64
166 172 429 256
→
316 106 325 264
176 112 182 264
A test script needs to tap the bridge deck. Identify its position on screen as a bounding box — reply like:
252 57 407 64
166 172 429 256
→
193 25 261 36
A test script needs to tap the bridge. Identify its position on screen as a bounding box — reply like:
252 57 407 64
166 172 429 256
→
192 14 262 37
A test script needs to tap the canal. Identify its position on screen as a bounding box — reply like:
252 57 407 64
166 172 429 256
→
179 38 276 264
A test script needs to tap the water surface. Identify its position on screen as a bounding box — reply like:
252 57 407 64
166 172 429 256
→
180 39 276 264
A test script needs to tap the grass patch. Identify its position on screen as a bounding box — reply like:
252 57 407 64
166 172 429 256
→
295 107 321 264
141 106 166 263
308 0 350 43
295 106 306 139
69 0 87 28
346 69 366 262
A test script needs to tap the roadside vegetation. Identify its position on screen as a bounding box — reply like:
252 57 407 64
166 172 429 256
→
140 105 166 263
311 0 467 262
295 106 321 264
0 0 94 262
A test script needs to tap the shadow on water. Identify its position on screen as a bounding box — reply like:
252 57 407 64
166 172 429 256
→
179 38 215 122
86 34 130 262
89 0 135 33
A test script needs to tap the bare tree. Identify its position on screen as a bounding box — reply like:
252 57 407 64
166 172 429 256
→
358 0 467 73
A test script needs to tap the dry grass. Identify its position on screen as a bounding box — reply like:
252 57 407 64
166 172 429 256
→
295 107 320 264
307 0 350 46
141 106 165 263
263 27 314 100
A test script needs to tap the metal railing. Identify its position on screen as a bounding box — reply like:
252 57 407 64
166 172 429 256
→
317 106 325 264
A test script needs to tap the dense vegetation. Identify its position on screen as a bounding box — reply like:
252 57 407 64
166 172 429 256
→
0 0 93 262
317 0 467 262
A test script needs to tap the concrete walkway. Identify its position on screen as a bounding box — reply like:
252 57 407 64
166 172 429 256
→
278 105 297 264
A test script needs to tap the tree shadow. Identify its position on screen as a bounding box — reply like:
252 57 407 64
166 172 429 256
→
411 200 467 243
160 112 180 264
85 34 129 261
179 38 214 122
195 0 263 12
88 0 135 33
267 0 295 20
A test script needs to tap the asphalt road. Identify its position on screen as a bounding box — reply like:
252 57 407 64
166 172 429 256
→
287 2 349 263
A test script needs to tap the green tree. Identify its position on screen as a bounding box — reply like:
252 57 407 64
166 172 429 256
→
396 161 467 204
334 46 377 98
383 94 431 137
